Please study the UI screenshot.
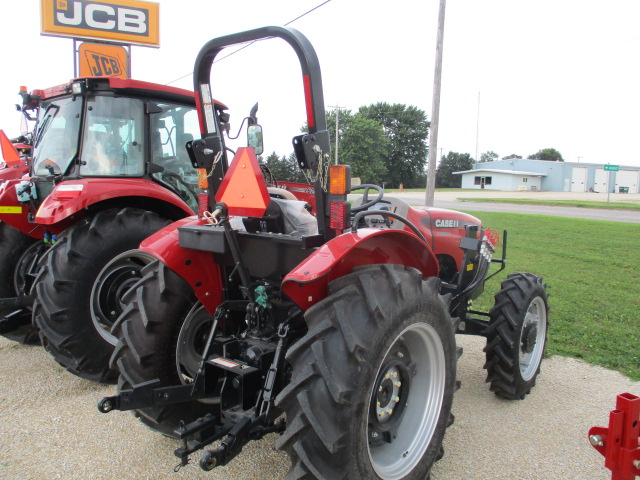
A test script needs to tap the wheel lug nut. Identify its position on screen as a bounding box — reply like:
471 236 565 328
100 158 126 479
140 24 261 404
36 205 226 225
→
395 396 400 402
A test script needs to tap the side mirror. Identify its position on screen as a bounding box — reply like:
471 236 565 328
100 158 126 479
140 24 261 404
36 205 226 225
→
247 125 263 155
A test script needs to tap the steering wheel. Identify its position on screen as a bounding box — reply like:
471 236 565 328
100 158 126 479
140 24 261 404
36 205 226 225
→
161 170 199 206
350 184 384 213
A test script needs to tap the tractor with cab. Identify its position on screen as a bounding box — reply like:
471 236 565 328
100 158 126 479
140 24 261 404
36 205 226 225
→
0 77 226 383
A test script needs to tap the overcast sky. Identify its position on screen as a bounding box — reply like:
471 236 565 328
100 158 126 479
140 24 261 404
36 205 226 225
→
2 0 640 166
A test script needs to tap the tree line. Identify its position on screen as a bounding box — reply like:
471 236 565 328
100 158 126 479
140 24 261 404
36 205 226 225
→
262 102 563 189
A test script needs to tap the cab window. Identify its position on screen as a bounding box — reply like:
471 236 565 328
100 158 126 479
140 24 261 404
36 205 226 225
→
150 103 201 211
80 96 145 176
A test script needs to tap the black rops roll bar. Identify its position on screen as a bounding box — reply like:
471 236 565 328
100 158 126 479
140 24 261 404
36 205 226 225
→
190 26 333 237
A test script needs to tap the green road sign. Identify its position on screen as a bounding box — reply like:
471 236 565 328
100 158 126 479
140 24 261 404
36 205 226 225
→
604 164 619 171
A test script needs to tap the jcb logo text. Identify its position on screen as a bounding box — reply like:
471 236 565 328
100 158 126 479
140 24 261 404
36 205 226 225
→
54 0 148 36
84 49 123 76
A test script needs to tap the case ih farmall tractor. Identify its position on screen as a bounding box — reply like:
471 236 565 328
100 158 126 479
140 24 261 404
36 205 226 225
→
98 27 549 479
0 77 226 381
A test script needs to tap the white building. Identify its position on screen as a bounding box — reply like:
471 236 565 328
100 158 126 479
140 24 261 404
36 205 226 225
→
454 159 640 193
454 168 546 191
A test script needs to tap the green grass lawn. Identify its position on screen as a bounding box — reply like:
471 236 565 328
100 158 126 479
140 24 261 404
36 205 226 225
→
466 211 640 380
457 197 640 211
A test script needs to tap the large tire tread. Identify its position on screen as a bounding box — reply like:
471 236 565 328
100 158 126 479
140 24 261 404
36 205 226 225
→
0 223 40 344
484 272 549 400
109 260 212 436
33 208 169 383
276 264 458 480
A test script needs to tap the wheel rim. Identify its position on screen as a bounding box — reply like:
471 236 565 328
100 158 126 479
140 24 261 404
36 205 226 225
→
519 296 547 381
176 302 214 384
367 322 446 480
91 250 156 346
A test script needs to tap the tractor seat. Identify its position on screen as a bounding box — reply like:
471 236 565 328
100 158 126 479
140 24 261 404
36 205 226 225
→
242 197 317 237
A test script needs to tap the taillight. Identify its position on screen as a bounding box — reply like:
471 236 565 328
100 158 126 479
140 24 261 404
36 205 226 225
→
329 201 350 230
198 168 208 189
329 165 349 195
198 192 209 217
328 165 352 231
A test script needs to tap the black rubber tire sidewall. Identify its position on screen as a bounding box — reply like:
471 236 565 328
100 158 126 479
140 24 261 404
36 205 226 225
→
33 208 170 383
484 272 549 400
276 264 458 480
110 259 214 437
0 222 40 343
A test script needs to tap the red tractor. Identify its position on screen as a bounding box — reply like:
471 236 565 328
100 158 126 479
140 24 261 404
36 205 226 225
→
0 77 226 382
99 27 549 479
0 101 37 342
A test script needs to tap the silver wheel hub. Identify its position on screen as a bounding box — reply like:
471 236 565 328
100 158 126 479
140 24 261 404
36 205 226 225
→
368 322 446 480
519 296 547 381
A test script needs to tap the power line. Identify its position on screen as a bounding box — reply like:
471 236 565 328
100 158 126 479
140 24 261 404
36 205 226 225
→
165 0 333 86
284 0 332 26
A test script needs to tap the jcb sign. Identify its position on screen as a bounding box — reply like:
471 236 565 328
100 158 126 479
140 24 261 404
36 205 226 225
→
41 0 159 47
79 43 128 78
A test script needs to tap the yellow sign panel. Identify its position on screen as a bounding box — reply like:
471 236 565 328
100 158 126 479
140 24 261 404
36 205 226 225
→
79 42 129 78
41 0 159 47
0 206 23 214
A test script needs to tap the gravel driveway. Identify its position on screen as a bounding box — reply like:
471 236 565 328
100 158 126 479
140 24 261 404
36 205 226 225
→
1 335 637 480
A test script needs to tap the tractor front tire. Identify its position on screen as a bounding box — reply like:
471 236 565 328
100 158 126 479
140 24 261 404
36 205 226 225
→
0 222 41 344
110 260 214 437
484 272 549 400
276 264 458 480
33 208 169 383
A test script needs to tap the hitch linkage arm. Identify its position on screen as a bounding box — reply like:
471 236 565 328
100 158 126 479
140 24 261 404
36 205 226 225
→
98 378 211 413
174 412 285 472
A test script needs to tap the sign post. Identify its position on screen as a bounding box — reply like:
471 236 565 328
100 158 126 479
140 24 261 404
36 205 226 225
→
604 164 619 203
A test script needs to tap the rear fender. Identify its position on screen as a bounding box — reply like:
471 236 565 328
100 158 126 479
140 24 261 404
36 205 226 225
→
35 178 193 226
139 216 223 313
282 228 439 311
0 163 29 182
0 179 43 239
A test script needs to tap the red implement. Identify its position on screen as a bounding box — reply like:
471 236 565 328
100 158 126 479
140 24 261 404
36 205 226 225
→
589 393 640 480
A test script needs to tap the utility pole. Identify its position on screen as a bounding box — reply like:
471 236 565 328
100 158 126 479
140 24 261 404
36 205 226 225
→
329 105 346 165
425 0 447 207
475 91 480 161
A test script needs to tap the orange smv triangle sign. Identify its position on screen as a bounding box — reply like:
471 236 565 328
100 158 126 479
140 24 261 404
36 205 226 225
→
0 130 21 167
215 147 270 217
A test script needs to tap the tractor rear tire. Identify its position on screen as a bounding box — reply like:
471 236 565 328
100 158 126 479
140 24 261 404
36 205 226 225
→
110 259 214 437
0 222 41 344
33 208 169 383
484 272 549 400
276 264 458 480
